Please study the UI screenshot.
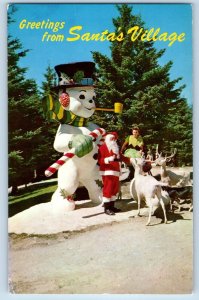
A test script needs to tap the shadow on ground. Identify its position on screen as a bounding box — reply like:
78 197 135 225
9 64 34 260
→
154 206 192 224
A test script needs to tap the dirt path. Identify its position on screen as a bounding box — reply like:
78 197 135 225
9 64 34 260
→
9 210 193 294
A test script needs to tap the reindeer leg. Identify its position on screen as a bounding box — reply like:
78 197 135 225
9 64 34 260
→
160 198 168 224
146 199 153 226
169 198 173 212
137 194 141 217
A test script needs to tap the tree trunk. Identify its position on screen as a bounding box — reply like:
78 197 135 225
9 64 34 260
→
11 185 19 195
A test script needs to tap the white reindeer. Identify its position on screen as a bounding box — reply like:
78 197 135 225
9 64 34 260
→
130 158 169 226
155 148 192 187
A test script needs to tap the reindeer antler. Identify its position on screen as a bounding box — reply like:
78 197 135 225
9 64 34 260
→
154 146 177 166
155 144 159 158
155 144 162 159
165 148 177 162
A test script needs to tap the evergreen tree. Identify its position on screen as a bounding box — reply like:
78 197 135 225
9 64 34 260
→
8 7 45 193
36 65 61 179
41 65 57 95
92 4 192 165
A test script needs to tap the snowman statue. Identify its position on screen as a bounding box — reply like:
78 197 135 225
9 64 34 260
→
43 62 105 211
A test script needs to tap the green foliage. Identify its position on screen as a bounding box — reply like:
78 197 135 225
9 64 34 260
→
8 38 42 190
9 151 24 178
41 65 57 95
92 4 192 165
8 10 59 193
73 70 84 83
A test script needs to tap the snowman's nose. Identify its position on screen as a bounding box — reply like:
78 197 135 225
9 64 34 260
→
89 99 93 103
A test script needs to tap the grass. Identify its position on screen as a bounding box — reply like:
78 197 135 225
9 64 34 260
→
9 183 57 204
8 182 57 217
8 180 91 217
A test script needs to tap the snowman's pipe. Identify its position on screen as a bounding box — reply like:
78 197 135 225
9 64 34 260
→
95 108 116 112
95 102 123 114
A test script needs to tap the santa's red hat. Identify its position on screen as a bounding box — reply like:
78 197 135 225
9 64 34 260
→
105 132 118 140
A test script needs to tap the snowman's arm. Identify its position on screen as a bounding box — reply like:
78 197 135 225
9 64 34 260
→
53 125 74 153
87 122 99 131
53 123 105 153
53 124 96 154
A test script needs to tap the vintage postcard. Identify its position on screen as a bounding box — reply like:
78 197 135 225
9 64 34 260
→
7 2 193 295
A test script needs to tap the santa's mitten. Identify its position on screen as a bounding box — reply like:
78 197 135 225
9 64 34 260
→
68 134 93 157
104 155 115 163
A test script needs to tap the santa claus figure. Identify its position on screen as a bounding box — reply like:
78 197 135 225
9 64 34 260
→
98 132 121 215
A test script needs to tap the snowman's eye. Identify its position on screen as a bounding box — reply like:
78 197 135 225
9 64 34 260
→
79 94 85 100
92 96 96 100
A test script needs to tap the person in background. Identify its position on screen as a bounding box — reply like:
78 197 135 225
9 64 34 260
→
121 125 145 158
121 125 145 179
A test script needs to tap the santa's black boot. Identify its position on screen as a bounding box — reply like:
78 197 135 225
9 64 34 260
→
110 201 121 213
104 202 115 215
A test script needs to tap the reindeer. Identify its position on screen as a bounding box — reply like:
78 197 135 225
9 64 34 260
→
154 146 193 211
168 186 193 212
130 158 170 226
155 147 192 187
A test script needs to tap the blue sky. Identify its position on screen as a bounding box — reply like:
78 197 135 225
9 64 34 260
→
8 3 192 105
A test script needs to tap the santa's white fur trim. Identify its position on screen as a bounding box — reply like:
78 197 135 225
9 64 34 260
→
102 196 111 203
100 170 120 176
104 157 110 164
111 196 117 201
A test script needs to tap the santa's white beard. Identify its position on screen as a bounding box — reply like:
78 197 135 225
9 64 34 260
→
105 135 120 158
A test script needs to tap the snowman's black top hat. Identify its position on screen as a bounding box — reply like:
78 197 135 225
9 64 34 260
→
54 61 96 89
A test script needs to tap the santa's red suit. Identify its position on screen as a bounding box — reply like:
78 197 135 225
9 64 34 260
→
98 132 121 215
